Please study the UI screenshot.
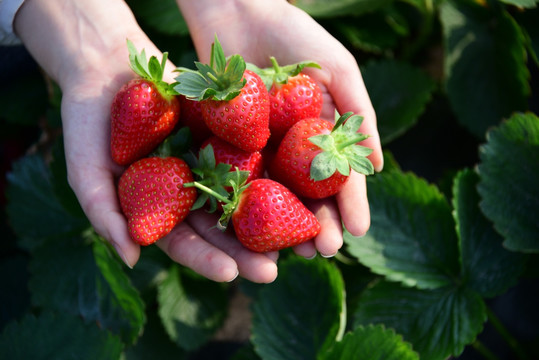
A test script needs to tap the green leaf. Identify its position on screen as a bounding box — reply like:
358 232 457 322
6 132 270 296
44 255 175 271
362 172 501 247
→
318 324 419 360
440 1 530 138
175 36 246 101
499 0 539 8
354 280 487 360
157 265 228 351
453 169 526 298
335 8 409 54
515 7 539 65
127 0 189 36
251 256 346 360
6 154 90 251
50 137 87 218
123 308 186 360
361 59 436 144
29 235 145 344
310 151 339 180
477 112 539 252
0 311 123 360
291 0 393 18
345 171 460 289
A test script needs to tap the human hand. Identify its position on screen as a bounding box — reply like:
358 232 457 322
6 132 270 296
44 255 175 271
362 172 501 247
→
14 0 278 283
177 0 384 258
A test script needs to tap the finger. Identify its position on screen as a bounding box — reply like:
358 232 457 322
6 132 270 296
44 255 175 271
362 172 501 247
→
159 210 278 283
304 197 343 258
67 163 141 268
62 93 141 268
336 171 370 237
323 53 384 173
156 221 240 282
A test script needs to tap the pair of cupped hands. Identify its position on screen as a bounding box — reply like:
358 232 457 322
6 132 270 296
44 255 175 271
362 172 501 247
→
14 0 383 283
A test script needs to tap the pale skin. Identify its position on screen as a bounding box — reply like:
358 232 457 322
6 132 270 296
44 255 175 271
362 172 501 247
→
14 0 383 283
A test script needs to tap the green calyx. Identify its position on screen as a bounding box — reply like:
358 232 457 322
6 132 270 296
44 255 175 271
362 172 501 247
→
126 39 177 97
173 35 247 101
309 112 374 181
153 126 193 158
184 145 250 215
247 57 321 91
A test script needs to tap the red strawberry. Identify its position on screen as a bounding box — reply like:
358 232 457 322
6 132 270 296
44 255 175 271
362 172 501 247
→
178 95 213 145
201 136 264 185
249 57 323 144
111 40 180 166
187 177 321 252
174 36 270 153
270 112 374 199
187 136 263 212
118 156 197 246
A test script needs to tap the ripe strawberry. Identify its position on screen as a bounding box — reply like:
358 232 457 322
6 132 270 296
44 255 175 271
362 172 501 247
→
178 95 213 145
118 156 197 246
201 136 264 185
174 36 270 153
270 112 374 199
249 57 323 144
187 176 321 252
187 136 262 212
111 40 180 166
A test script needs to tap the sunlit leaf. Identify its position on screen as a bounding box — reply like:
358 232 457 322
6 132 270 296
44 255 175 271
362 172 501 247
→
157 265 228 351
319 324 419 360
346 171 459 289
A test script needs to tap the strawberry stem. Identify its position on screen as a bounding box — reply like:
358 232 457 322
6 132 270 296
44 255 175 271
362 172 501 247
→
336 134 370 151
184 182 231 204
270 57 281 73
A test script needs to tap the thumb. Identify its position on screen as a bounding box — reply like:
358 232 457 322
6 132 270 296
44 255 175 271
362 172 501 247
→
326 55 384 172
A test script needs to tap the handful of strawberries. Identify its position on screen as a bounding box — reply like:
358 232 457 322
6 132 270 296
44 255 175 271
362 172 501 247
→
111 36 374 252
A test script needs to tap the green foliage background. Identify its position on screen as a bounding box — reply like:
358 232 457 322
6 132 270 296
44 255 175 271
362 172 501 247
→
1 0 538 359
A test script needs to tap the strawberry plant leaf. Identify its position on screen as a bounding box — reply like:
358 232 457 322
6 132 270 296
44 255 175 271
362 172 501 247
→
6 154 90 251
354 281 487 360
514 7 539 65
28 235 146 344
292 0 393 18
251 256 345 360
50 137 86 219
477 112 539 253
0 311 123 360
453 169 526 298
361 59 435 145
345 171 460 289
499 0 539 8
123 305 187 359
157 264 228 351
318 324 419 360
440 1 530 138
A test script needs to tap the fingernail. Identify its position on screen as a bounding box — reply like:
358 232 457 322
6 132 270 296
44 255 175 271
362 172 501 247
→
112 242 133 269
305 253 318 260
321 251 338 259
227 270 240 283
